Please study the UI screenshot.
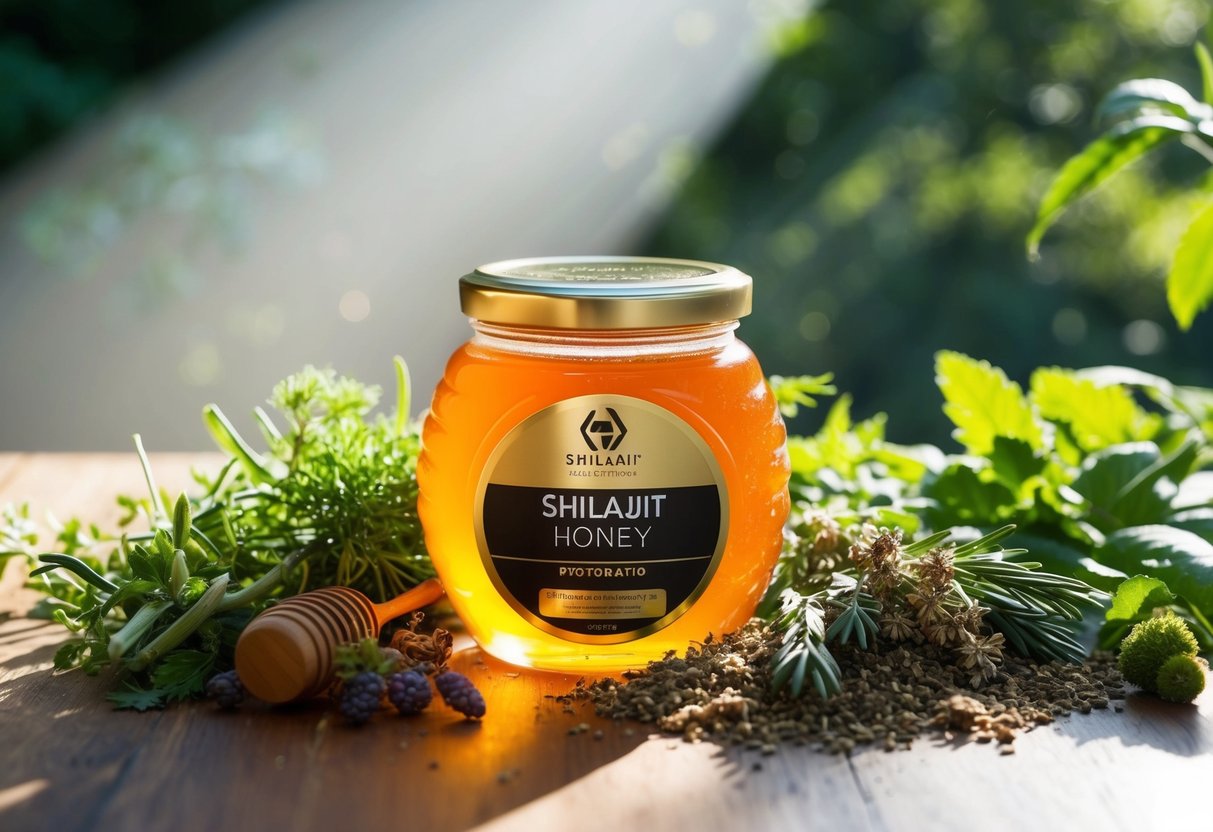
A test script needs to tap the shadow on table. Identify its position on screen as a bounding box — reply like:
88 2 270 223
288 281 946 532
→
0 634 653 832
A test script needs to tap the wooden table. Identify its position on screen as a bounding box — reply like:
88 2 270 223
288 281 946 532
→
2 454 1210 832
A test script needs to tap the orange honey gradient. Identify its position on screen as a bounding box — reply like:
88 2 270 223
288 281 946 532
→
418 323 790 671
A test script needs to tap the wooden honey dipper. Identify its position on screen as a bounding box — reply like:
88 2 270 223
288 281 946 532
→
235 578 445 704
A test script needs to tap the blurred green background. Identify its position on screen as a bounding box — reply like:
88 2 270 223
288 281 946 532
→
2 0 1211 449
641 0 1213 444
0 0 266 172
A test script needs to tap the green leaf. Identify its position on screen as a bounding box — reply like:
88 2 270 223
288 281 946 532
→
1098 525 1213 617
1106 574 1174 622
202 403 280 484
1029 367 1158 451
935 351 1043 455
53 640 87 670
1027 116 1193 255
1170 508 1213 547
150 649 215 701
768 373 838 418
34 553 119 593
1197 42 1213 105
1167 199 1213 330
1097 78 1203 121
127 545 161 584
1070 443 1181 531
786 394 867 480
107 685 166 711
1007 531 1125 591
988 436 1046 496
923 461 1018 527
1174 474 1213 511
393 355 412 436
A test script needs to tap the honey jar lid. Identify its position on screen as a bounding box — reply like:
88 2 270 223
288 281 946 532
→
460 256 752 329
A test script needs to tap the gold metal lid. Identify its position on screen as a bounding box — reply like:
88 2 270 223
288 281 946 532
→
459 256 752 329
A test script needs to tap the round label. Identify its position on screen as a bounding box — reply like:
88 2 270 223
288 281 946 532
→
474 395 728 644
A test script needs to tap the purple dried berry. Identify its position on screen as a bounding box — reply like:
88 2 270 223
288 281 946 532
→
340 670 386 725
434 670 485 719
205 670 244 709
387 670 433 716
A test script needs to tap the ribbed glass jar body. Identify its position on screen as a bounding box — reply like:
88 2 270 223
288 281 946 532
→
418 321 789 671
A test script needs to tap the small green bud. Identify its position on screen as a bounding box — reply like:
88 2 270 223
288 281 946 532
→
1118 613 1199 691
153 529 174 559
170 549 189 599
1155 654 1206 704
177 577 208 606
172 493 191 549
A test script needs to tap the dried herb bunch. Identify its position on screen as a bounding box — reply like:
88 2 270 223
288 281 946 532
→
764 519 1105 699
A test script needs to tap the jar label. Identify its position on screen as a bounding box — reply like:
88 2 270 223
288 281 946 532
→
475 395 728 644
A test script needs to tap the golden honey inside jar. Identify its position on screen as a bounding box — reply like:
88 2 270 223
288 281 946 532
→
418 256 790 671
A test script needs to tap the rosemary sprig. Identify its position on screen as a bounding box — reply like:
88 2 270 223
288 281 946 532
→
770 588 842 699
766 522 1106 698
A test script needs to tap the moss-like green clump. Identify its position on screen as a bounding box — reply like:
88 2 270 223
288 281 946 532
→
1155 654 1206 703
1117 614 1199 691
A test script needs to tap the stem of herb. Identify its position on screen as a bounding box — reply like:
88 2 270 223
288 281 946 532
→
216 543 315 612
108 599 173 661
133 434 165 519
127 574 230 671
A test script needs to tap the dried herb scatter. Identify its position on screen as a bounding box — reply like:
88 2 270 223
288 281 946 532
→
582 622 1124 754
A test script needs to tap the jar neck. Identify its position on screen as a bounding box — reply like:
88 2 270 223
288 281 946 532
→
469 320 739 358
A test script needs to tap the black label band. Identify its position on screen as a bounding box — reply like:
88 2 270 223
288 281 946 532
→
475 395 727 644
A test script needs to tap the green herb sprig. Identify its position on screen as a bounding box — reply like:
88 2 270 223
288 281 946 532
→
1 358 431 708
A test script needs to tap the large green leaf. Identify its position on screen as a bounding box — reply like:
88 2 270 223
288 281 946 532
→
1096 78 1202 120
1167 199 1213 331
1174 473 1213 510
1070 442 1185 531
1106 574 1174 621
1027 116 1194 255
1029 367 1158 451
988 436 1046 496
923 461 1018 527
1170 507 1213 541
1098 525 1213 616
1074 366 1213 426
1008 530 1125 591
935 351 1044 455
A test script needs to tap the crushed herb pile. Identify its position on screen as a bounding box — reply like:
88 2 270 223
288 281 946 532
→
581 621 1124 755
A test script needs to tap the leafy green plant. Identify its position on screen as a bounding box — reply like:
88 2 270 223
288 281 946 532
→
0 358 430 708
1029 43 1213 330
764 350 1213 697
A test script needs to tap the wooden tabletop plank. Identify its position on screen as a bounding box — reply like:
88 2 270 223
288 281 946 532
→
1 454 1211 832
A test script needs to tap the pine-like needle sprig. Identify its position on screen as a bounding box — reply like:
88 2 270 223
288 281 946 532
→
766 523 1105 698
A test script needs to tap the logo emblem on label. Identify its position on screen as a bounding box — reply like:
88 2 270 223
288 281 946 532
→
579 407 627 451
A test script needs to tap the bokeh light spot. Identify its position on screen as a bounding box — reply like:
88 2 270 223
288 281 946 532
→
1052 307 1088 345
339 289 371 323
798 310 831 342
1122 319 1165 356
674 10 717 47
602 123 651 170
1029 84 1082 125
179 342 222 387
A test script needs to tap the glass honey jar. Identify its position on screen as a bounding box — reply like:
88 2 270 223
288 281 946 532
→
417 256 790 671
